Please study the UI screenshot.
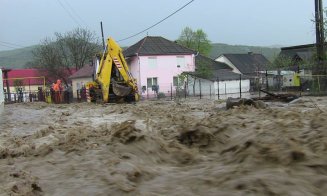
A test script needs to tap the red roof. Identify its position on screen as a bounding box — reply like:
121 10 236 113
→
2 69 45 87
2 68 77 87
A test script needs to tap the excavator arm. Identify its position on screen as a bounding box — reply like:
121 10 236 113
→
94 37 139 102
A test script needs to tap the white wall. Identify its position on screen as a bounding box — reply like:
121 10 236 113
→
6 85 43 93
187 78 214 96
0 69 4 104
0 69 4 115
128 57 141 91
187 76 250 98
71 77 92 98
214 79 250 94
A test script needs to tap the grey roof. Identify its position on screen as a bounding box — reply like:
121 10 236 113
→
296 51 314 61
69 64 94 79
185 54 238 81
222 53 270 74
187 69 249 81
195 54 231 70
212 69 249 81
280 44 316 62
123 36 195 57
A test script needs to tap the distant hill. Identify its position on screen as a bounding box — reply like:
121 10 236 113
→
0 43 281 69
209 43 280 62
0 46 37 69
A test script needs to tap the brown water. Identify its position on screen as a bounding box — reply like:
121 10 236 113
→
0 98 327 195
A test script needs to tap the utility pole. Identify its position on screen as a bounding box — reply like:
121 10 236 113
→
315 0 325 74
100 21 105 50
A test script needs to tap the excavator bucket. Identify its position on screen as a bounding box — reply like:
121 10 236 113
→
112 80 132 97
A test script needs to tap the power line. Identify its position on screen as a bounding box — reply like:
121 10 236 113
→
56 0 82 27
117 0 195 42
61 0 89 28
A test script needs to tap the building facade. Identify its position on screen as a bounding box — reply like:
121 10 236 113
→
124 36 196 98
69 64 94 98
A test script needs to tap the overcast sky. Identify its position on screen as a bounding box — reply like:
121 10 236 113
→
0 0 326 51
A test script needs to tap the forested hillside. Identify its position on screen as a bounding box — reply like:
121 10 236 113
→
0 43 280 69
209 43 280 61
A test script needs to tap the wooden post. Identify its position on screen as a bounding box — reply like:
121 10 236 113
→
171 83 173 100
225 83 227 95
217 77 220 100
199 79 202 99
318 76 321 92
239 74 242 98
266 70 269 90
184 75 187 99
209 85 211 99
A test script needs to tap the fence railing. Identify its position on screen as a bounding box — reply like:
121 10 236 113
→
4 90 45 103
4 89 75 104
3 74 327 104
300 75 327 95
139 81 252 101
141 74 327 101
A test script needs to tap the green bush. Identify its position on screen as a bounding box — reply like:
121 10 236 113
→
157 92 166 99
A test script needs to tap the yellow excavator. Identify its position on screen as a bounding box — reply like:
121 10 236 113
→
87 37 139 103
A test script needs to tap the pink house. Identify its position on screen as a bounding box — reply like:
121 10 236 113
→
123 36 196 97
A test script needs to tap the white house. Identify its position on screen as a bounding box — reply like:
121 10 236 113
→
186 54 251 98
69 64 94 98
187 69 250 99
215 53 270 75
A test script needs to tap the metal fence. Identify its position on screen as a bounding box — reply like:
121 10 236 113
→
4 89 46 103
141 74 327 101
3 89 75 104
139 79 254 101
300 75 327 95
3 74 327 104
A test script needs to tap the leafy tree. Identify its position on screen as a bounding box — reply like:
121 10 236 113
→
33 28 100 85
271 55 292 70
177 27 212 56
193 29 211 56
177 27 213 88
177 27 195 49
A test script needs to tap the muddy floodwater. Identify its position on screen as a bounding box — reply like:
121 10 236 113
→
0 97 327 195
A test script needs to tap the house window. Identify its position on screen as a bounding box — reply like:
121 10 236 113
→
148 57 157 69
176 56 185 68
147 77 158 87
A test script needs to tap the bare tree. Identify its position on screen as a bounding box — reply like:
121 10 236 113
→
33 28 100 85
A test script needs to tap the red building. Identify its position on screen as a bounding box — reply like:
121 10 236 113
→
2 68 76 92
